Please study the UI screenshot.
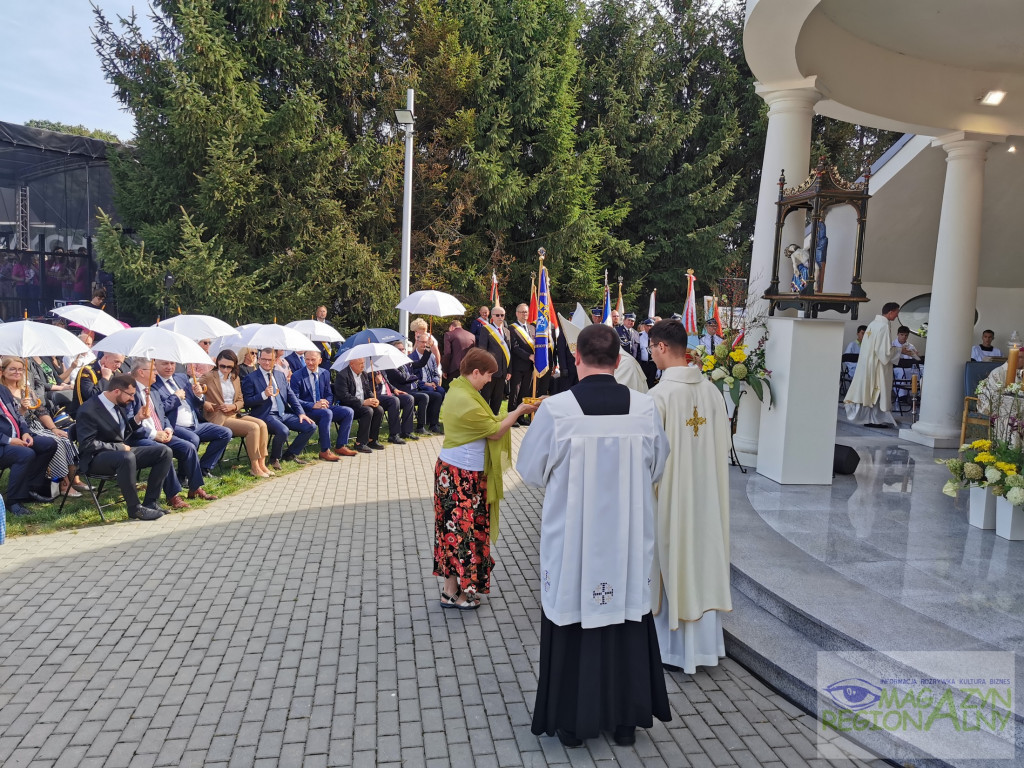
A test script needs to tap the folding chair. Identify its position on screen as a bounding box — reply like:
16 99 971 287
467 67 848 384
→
839 353 858 398
56 471 120 521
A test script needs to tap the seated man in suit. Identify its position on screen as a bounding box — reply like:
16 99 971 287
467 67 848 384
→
410 332 445 434
0 371 58 516
374 358 416 445
290 350 357 459
76 373 172 521
126 362 205 509
333 357 385 452
242 348 317 470
72 351 125 414
153 359 233 492
385 341 430 437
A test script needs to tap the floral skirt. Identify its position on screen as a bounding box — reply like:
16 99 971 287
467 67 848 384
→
432 459 493 597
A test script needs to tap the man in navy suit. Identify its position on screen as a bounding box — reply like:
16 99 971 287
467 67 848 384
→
127 362 207 509
0 369 58 516
153 359 233 494
242 348 317 470
290 350 356 460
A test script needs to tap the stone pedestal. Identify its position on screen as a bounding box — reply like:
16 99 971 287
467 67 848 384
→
757 317 845 485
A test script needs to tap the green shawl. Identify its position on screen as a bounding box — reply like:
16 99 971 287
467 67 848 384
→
440 376 512 541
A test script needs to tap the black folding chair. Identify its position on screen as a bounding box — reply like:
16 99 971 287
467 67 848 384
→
839 353 858 398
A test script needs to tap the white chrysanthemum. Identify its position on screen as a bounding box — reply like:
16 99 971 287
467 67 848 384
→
986 466 1002 484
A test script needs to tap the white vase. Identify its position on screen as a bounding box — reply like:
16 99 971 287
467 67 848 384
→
968 486 997 529
995 496 1024 540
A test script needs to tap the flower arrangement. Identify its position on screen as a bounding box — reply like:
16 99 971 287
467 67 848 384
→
694 326 772 407
915 322 928 338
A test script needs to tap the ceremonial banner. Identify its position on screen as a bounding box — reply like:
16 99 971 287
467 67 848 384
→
602 287 613 326
682 270 698 335
648 289 656 320
535 267 552 376
490 271 500 306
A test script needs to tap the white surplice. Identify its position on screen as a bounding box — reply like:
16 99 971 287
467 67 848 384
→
516 389 670 629
844 314 900 425
649 366 731 672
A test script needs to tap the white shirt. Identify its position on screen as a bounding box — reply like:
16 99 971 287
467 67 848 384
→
99 393 124 438
159 376 195 427
353 370 364 401
219 374 235 405
844 340 861 355
972 345 1003 362
438 439 486 471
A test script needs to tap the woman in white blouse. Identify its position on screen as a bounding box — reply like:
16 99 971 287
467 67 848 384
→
200 350 273 477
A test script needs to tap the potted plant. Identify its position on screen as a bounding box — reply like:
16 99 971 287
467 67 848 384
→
939 439 998 529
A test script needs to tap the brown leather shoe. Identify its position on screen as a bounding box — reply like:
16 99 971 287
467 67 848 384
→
187 487 218 500
335 446 358 457
318 450 340 462
270 459 282 471
168 494 191 510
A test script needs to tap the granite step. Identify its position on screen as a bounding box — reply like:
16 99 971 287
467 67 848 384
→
725 470 1022 767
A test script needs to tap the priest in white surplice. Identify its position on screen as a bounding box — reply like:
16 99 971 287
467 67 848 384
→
844 302 902 427
647 319 731 674
517 324 671 749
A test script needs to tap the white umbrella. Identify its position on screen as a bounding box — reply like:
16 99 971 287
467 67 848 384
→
209 322 262 356
0 321 89 358
50 305 127 337
234 323 318 353
395 290 466 317
285 319 345 344
93 327 212 365
331 342 412 372
155 314 236 341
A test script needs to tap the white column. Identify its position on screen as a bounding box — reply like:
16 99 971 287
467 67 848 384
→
736 81 819 461
903 133 1003 448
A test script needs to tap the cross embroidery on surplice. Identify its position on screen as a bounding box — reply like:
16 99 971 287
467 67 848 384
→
592 583 614 605
686 405 706 437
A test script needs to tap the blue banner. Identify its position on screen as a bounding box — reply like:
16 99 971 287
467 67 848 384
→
602 286 612 325
535 267 551 377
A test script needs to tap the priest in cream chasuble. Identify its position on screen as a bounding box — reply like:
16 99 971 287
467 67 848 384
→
647 319 732 674
844 302 902 426
517 324 671 746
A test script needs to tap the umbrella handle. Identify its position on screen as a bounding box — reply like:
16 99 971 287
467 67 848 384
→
22 357 41 410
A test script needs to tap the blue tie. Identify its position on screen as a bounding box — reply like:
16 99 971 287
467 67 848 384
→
312 372 320 401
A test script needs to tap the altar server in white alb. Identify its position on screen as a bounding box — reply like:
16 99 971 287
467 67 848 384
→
647 319 731 673
844 301 902 427
517 324 671 749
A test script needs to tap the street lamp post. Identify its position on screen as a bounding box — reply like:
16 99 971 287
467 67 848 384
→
395 89 415 341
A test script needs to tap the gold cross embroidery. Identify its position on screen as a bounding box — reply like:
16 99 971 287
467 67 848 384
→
686 406 706 437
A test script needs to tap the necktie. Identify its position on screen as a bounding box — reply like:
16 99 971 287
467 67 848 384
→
0 396 19 437
147 388 162 429
312 372 320 401
268 371 285 414
381 375 392 396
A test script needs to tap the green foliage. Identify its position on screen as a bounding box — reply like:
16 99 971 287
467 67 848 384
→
812 117 902 181
24 119 121 143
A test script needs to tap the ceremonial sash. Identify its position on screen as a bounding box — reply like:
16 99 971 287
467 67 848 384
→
483 322 511 366
511 323 535 351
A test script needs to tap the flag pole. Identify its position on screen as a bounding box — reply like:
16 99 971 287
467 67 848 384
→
532 248 546 400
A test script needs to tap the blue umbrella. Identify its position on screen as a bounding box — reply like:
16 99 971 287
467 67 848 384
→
337 327 404 352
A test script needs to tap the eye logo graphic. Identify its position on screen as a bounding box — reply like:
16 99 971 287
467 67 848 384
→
823 679 883 711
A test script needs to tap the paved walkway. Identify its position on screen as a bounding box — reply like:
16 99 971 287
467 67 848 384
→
0 431 887 767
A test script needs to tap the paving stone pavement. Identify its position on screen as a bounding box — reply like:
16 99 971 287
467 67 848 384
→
0 430 890 767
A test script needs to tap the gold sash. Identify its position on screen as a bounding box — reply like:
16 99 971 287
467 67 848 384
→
511 323 535 351
482 322 511 366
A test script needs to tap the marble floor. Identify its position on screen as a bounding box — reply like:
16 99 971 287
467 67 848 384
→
741 415 1024 659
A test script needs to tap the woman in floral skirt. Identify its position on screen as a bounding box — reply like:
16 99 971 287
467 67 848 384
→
434 348 537 609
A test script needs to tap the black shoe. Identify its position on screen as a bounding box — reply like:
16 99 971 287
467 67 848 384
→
7 502 32 516
431 424 444 435
415 427 427 435
353 444 373 454
402 433 419 441
26 491 52 504
367 441 386 451
129 505 163 521
612 726 636 746
510 421 520 428
556 729 583 748
388 436 406 445
517 416 531 426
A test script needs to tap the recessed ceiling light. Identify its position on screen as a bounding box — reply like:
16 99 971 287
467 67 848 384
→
981 90 1006 106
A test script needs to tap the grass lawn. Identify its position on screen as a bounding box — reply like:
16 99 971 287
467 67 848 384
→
1 438 314 538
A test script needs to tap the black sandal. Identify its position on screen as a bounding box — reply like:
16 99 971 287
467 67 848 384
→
440 589 479 610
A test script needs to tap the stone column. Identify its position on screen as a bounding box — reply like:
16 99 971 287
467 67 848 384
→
736 81 819 461
903 133 1003 448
